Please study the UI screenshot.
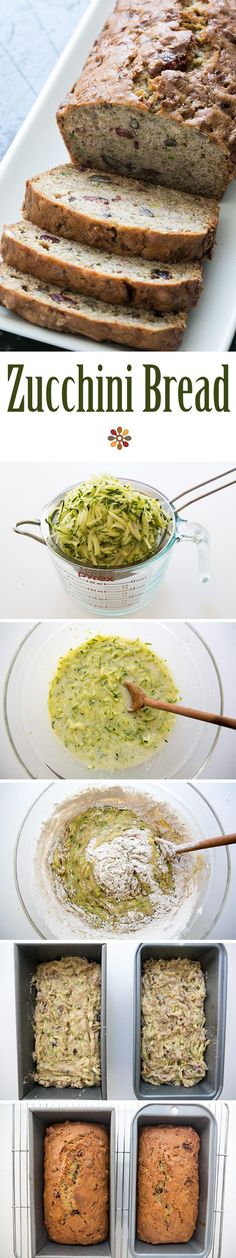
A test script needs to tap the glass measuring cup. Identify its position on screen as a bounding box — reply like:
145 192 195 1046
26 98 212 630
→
13 478 210 615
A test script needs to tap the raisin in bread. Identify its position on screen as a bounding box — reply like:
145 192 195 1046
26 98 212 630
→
2 221 203 311
0 258 187 348
23 165 219 262
57 0 236 199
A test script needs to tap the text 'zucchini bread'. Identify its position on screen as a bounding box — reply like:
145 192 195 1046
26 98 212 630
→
137 1124 200 1244
32 955 101 1089
57 0 236 199
44 1121 109 1244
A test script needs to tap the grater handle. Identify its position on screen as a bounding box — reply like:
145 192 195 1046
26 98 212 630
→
13 519 46 546
175 515 210 583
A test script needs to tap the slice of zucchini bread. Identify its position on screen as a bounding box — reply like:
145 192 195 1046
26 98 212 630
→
57 0 236 198
2 220 203 310
0 258 187 348
22 165 219 261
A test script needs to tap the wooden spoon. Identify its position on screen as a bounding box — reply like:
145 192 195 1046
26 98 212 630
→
163 832 236 856
125 680 236 731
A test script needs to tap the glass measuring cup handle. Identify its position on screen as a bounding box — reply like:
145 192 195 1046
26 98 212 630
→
175 515 210 583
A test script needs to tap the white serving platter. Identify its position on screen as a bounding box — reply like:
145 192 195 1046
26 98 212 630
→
0 0 235 352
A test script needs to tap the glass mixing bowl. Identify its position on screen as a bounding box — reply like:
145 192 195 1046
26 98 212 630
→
14 781 231 940
4 620 222 780
14 478 210 615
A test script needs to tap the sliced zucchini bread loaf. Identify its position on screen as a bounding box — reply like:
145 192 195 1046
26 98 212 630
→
2 221 203 311
57 0 236 198
0 259 187 348
23 165 219 261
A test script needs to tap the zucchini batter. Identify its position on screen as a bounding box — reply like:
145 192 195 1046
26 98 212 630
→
51 803 175 927
48 634 178 770
32 955 101 1088
36 788 209 936
141 957 208 1087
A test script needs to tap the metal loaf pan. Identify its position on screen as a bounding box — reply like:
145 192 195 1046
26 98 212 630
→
14 941 107 1099
28 1102 116 1258
129 1102 217 1258
134 942 227 1100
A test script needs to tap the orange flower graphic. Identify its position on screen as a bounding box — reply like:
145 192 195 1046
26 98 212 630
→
108 426 132 450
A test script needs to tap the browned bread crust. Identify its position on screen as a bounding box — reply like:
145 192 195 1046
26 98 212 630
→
0 258 187 348
22 165 219 262
44 1121 109 1245
137 1124 200 1244
57 0 236 197
1 221 203 311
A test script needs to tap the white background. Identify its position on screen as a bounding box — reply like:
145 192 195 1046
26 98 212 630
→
0 936 236 1101
0 620 236 778
0 353 236 461
0 780 235 938
0 348 236 1255
0 460 236 619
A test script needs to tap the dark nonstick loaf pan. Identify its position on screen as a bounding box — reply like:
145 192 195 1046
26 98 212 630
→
134 942 227 1100
28 1102 116 1258
14 941 107 1099
129 1102 217 1258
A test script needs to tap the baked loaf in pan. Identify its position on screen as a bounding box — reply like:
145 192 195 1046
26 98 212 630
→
44 1121 109 1244
137 1124 200 1244
0 258 187 348
23 164 219 261
32 955 101 1089
2 221 203 311
57 0 236 199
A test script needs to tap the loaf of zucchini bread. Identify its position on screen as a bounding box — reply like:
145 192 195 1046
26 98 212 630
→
44 1121 109 1244
137 1124 200 1244
57 0 236 199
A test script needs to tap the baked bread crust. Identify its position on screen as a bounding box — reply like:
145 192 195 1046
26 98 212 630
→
57 0 236 196
44 1121 109 1244
137 1124 200 1244
2 222 203 311
22 165 219 262
0 257 187 348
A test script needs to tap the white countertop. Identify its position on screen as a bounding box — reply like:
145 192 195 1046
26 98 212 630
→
0 460 236 619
